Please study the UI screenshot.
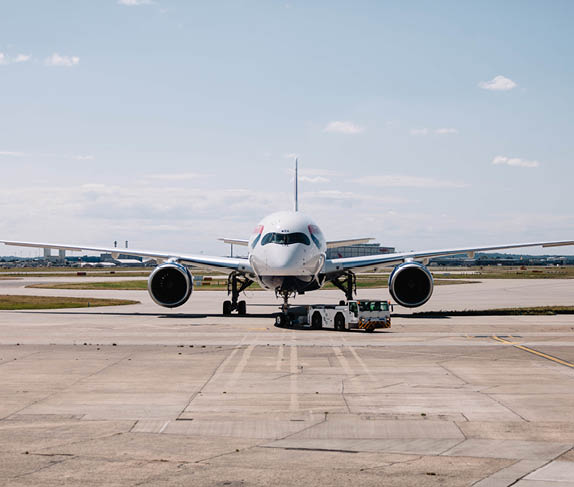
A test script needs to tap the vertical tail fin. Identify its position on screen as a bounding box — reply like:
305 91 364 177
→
294 158 299 212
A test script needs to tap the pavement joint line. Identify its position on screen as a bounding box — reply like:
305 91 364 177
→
1 350 134 421
492 335 574 368
175 341 247 419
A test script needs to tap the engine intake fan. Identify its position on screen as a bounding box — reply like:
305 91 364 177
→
388 261 433 308
148 262 193 308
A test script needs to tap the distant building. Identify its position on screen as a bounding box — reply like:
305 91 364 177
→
326 243 395 259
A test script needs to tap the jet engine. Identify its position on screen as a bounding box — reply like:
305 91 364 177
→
388 261 434 308
147 262 193 308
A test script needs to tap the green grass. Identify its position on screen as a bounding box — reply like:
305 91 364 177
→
27 280 252 291
28 281 150 291
432 266 574 280
0 295 139 310
409 306 574 317
2 271 151 278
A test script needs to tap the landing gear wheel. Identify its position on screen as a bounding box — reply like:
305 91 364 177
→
311 312 323 330
334 313 346 331
237 300 247 316
276 314 290 328
223 300 232 315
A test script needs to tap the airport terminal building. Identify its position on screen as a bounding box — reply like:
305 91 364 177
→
326 243 395 259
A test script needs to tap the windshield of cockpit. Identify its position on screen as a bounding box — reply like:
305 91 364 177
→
260 232 311 246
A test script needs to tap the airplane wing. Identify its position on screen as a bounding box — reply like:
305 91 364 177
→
0 240 253 274
218 237 375 248
326 238 374 249
325 240 574 273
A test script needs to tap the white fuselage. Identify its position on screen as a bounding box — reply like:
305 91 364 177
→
247 211 327 292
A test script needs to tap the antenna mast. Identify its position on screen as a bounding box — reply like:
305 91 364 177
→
295 158 299 212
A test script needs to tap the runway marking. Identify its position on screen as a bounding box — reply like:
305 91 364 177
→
208 338 247 384
347 346 376 381
159 421 170 434
333 347 354 377
276 344 284 371
290 345 299 411
225 344 256 388
492 335 574 368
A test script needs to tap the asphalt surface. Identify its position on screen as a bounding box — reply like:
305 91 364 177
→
1 277 574 486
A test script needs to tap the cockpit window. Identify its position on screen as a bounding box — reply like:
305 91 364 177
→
260 232 311 246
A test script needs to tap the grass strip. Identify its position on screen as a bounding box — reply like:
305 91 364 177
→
0 295 139 310
408 306 574 317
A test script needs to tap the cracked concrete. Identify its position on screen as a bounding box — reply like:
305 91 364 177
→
1 279 574 485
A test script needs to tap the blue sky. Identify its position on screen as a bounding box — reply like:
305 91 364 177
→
1 0 573 256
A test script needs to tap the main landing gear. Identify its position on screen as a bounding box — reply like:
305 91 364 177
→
222 272 253 316
330 271 356 302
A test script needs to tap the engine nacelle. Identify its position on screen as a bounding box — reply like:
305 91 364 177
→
147 262 193 308
388 261 434 308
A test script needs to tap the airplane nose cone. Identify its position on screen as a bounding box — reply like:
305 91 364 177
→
267 248 302 273
254 245 311 276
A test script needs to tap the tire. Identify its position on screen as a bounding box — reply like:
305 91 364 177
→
334 313 346 331
237 300 247 315
279 314 291 328
222 300 232 315
311 312 323 330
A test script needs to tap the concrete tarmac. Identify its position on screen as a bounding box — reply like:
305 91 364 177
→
1 277 574 486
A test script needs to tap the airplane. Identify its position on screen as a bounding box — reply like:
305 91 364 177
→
2 161 574 325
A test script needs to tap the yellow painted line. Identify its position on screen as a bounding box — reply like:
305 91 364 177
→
492 335 574 368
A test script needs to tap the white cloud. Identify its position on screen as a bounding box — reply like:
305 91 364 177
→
299 176 329 183
118 0 154 5
286 167 341 183
353 174 469 189
492 155 540 168
14 54 31 63
478 75 517 91
45 53 80 67
301 168 340 177
283 153 299 159
323 121 364 134
0 151 94 160
144 172 208 181
0 53 6 65
435 128 458 135
411 128 458 136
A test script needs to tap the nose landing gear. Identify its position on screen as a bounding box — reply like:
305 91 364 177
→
274 290 297 327
222 272 253 316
